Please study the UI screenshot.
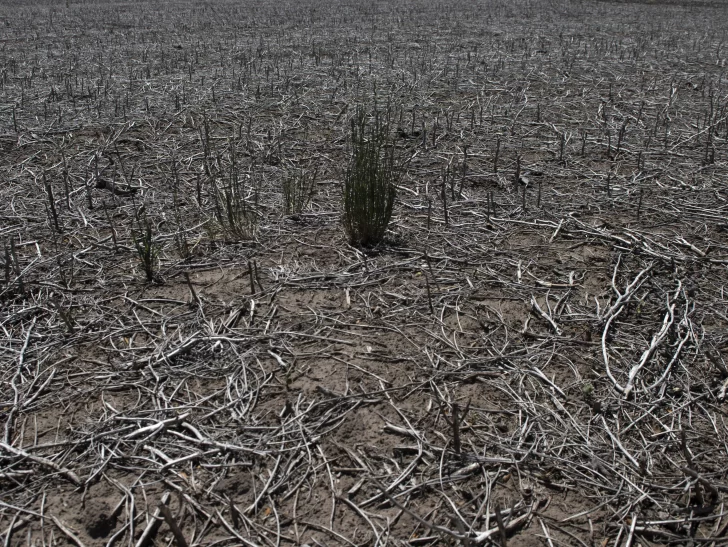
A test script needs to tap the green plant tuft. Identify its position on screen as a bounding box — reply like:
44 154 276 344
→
342 107 402 247
132 213 158 282
211 176 258 241
282 167 317 216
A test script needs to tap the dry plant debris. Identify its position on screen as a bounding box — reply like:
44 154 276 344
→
2 0 728 545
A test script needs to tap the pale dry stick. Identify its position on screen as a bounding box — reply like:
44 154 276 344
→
134 491 171 547
183 272 203 311
718 377 728 402
380 379 429 445
160 449 222 472
105 511 129 547
0 441 81 486
527 271 576 288
2 514 20 547
21 368 56 410
600 261 653 393
269 503 283 547
124 413 190 441
160 479 213 523
332 441 370 472
601 307 630 394
600 416 640 470
676 236 706 257
451 513 472 547
85 448 115 487
157 503 188 547
291 490 301 545
156 331 202 365
603 257 653 320
681 467 721 501
316 444 337 530
299 520 359 546
51 516 87 547
102 474 138 547
549 393 588 440
624 514 637 547
244 454 281 515
367 477 468 542
216 510 260 546
339 497 383 545
144 445 189 481
645 315 691 393
360 442 423 507
548 218 564 244
530 295 562 335
538 518 554 547
441 490 475 542
623 291 678 399
474 506 537 545
469 471 495 532
0 501 42 520
4 318 35 444
453 462 482 477
668 112 728 152
267 350 289 370
0 256 40 301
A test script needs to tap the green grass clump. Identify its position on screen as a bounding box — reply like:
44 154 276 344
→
132 215 158 282
342 107 401 247
282 167 317 215
212 176 258 241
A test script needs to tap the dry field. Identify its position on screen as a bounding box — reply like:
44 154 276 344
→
3 0 728 545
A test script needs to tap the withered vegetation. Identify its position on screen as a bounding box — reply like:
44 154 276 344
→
2 0 728 545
